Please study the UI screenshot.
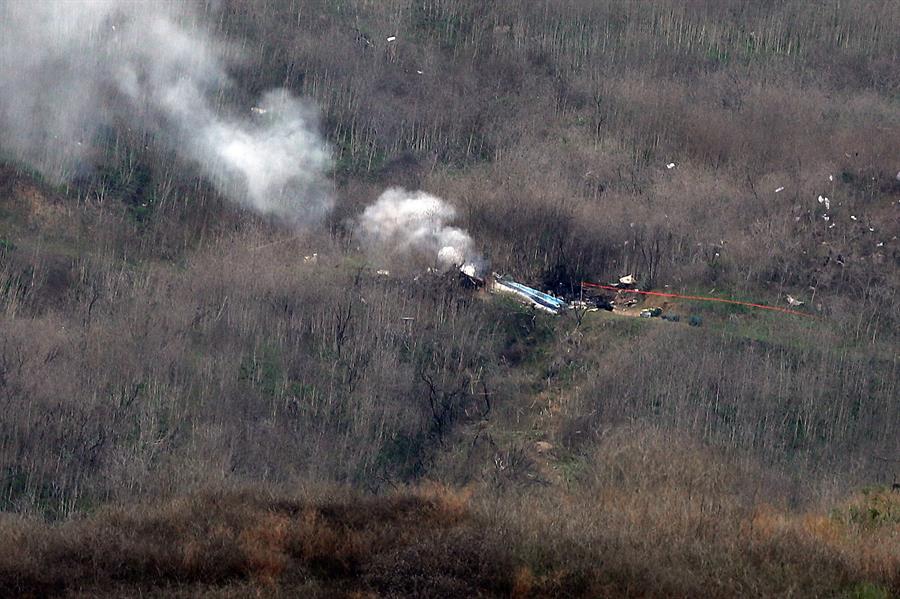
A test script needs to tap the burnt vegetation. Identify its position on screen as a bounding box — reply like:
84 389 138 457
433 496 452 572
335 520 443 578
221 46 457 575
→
1 1 899 597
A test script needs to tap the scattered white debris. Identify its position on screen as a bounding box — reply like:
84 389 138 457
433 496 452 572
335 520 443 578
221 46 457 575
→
775 186 785 193
823 215 830 221
250 106 268 115
303 253 318 264
786 295 804 307
850 215 857 221
666 162 676 169
386 36 396 42
869 227 875 232
817 195 824 203
896 171 900 181
876 241 884 247
828 223 835 229
416 70 423 74
376 269 390 276
828 175 833 182
824 198 830 210
619 274 636 285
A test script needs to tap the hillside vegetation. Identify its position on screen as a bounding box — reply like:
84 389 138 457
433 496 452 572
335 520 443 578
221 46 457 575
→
0 1 898 597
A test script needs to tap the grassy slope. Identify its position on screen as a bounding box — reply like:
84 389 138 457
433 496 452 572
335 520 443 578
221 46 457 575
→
2 1 899 596
1 469 897 597
1 169 898 598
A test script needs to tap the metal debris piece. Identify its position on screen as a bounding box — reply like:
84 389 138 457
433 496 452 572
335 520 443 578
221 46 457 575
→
775 186 785 193
786 295 804 307
492 274 567 315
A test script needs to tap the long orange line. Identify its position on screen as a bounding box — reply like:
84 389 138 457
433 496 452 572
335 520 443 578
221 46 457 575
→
580 282 813 317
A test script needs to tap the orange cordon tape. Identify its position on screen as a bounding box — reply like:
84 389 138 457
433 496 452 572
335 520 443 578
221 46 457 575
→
580 282 814 318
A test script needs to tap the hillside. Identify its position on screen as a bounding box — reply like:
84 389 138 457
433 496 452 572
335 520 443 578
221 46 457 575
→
0 1 898 597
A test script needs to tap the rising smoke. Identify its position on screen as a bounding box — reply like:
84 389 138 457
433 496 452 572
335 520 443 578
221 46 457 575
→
0 1 476 265
357 188 481 271
0 0 332 224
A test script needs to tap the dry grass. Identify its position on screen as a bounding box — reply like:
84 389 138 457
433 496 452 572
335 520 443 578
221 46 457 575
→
1 432 896 598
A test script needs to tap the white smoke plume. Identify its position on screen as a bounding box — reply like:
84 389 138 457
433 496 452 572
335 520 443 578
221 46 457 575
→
0 1 331 224
358 188 481 271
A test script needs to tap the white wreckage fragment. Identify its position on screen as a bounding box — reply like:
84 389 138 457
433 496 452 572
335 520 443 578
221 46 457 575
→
786 295 804 307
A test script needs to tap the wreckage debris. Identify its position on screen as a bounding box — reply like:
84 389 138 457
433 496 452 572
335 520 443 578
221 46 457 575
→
786 295 804 307
491 274 568 315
